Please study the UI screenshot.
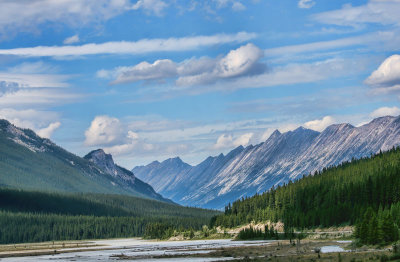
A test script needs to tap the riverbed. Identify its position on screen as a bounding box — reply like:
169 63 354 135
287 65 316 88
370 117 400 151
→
1 238 274 261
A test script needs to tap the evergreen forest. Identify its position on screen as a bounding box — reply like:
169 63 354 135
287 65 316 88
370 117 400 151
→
212 147 400 244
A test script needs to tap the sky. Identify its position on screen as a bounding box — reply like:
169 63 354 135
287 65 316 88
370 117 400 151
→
0 0 400 168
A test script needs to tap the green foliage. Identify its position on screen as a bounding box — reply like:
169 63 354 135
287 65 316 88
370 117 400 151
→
356 207 399 245
0 211 146 244
237 226 264 240
143 222 174 239
214 147 400 244
0 188 220 244
236 225 301 240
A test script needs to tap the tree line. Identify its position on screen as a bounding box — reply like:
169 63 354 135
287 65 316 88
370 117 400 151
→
0 189 220 244
212 147 400 244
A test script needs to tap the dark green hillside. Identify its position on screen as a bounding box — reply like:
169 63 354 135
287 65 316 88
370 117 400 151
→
213 147 400 234
0 188 131 216
0 119 164 201
0 188 220 244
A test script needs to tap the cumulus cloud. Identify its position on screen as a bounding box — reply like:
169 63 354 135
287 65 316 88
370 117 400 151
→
213 134 233 149
370 106 400 118
37 122 61 138
84 115 192 157
298 0 315 9
177 43 266 86
303 116 335 131
233 133 253 147
131 0 168 16
213 133 253 149
0 32 257 57
84 116 126 146
63 34 80 45
103 43 266 86
365 55 400 90
0 108 61 138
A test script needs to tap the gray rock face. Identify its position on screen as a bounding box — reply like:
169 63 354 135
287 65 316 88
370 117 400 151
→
84 149 169 202
133 116 400 209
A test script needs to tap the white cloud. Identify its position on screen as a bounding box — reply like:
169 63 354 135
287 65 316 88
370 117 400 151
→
0 0 133 39
303 116 335 131
370 106 400 118
37 122 61 138
101 43 266 86
312 0 400 28
0 32 257 57
213 133 253 149
0 108 61 138
0 88 79 107
203 57 370 92
7 61 58 74
298 0 315 9
0 62 78 108
365 55 400 89
111 59 178 84
233 133 253 147
214 134 233 149
264 31 399 58
212 0 246 11
84 116 126 146
63 34 80 45
177 43 266 86
131 0 168 16
84 115 192 157
232 2 246 11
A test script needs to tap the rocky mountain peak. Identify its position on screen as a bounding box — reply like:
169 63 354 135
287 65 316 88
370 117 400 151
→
267 129 281 140
84 149 117 176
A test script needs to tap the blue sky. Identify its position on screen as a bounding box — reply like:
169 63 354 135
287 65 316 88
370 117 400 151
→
1 0 400 168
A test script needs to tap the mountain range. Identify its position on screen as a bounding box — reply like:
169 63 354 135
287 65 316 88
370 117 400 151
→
133 115 400 209
0 119 168 202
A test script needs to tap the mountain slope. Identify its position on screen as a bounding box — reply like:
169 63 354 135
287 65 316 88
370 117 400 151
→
84 149 167 202
213 146 400 231
133 157 192 195
133 115 400 209
0 119 168 202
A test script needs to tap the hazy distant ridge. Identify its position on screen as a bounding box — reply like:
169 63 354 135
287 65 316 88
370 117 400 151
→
133 115 400 209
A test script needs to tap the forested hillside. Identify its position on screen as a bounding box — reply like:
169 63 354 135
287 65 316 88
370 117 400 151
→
212 147 400 234
0 188 220 244
0 119 166 202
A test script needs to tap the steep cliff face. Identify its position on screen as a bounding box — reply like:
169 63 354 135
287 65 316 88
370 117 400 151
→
133 116 400 209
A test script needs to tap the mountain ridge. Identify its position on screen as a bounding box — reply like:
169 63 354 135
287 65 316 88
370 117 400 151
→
0 119 169 203
133 115 400 209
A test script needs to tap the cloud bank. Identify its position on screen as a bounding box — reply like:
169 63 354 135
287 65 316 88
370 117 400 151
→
0 32 257 57
100 43 266 86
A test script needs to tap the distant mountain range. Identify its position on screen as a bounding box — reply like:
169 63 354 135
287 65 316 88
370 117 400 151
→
0 119 168 203
133 115 400 209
